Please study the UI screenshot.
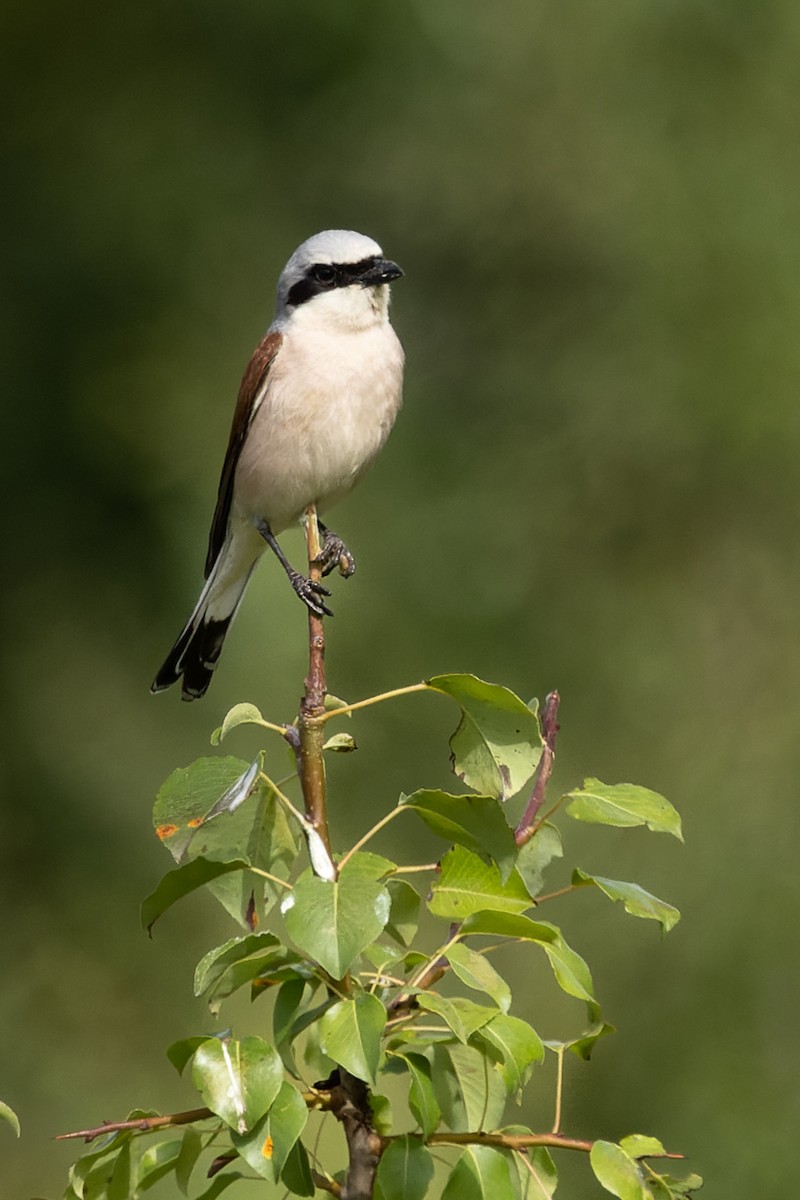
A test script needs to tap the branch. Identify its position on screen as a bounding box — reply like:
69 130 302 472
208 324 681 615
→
55 1107 214 1143
515 690 560 845
328 1070 384 1200
423 1130 684 1159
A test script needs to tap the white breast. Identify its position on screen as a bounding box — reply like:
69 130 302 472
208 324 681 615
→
232 320 404 533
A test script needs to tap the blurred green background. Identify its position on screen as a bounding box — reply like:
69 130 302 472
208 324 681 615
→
3 0 799 1195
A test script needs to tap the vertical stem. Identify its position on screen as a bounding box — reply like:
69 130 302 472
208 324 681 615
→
297 506 334 866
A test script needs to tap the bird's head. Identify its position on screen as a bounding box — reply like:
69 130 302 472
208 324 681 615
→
274 230 403 331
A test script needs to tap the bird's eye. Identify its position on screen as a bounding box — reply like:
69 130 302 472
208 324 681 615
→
312 264 337 286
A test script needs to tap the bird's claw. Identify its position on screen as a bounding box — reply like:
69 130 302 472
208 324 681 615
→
288 570 334 618
313 528 357 579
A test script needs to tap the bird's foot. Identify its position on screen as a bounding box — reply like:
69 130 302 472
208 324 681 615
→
288 570 333 618
314 527 356 578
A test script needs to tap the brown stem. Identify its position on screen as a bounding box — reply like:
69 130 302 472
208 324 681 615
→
515 690 560 845
328 1070 384 1200
423 1130 684 1159
55 1107 213 1143
291 506 334 866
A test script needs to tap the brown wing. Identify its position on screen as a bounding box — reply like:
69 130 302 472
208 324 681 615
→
204 329 284 578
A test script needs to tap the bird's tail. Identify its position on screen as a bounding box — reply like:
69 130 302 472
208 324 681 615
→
151 540 260 701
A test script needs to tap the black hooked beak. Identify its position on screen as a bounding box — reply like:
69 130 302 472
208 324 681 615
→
360 258 404 287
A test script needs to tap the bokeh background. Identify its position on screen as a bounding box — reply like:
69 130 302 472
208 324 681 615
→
3 0 799 1195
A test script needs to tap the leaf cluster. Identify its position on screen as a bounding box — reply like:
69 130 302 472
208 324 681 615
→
60 675 699 1200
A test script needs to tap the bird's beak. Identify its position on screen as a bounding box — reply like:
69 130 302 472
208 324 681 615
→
360 258 404 286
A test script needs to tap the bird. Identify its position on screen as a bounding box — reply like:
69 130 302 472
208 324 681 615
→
151 229 405 701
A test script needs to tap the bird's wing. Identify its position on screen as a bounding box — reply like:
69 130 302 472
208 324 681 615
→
204 329 284 578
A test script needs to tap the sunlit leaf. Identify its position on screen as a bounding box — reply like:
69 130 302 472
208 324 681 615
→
385 879 421 946
281 872 390 978
395 1052 441 1136
446 943 511 1012
137 1139 182 1191
572 869 680 933
376 1135 434 1200
441 1144 519 1200
566 780 682 840
141 857 249 934
323 731 357 752
563 1021 615 1061
428 673 542 801
191 1036 282 1134
619 1134 667 1159
512 1143 557 1198
339 852 396 880
319 993 386 1085
153 757 251 862
515 823 563 898
211 703 277 745
194 933 281 997
0 1100 19 1137
232 1081 308 1182
590 1140 649 1200
432 1043 507 1132
429 846 530 920
472 1012 544 1093
400 789 517 880
417 993 497 1043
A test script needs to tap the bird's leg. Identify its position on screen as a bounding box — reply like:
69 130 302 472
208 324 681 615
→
255 520 334 617
314 522 357 579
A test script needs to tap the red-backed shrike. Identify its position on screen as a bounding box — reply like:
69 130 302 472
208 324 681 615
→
151 229 404 701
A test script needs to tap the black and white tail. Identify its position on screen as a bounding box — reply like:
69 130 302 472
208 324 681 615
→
151 545 259 701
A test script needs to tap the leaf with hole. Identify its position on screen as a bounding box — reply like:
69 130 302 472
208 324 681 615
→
428 673 542 801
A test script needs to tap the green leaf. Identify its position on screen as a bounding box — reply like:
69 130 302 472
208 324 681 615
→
542 935 595 1003
417 993 497 1043
429 846 530 920
566 780 682 840
0 1100 19 1137
191 1036 283 1134
194 933 281 996
232 1081 308 1182
460 911 559 942
514 1145 557 1198
441 1145 519 1200
153 757 251 861
563 1021 616 1061
385 879 421 946
194 1175 247 1200
446 943 512 1012
472 1012 544 1093
572 869 680 933
428 673 542 801
281 872 390 978
107 1141 133 1200
138 1139 183 1190
141 857 249 934
280 1139 315 1197
175 1127 203 1194
590 1141 649 1200
339 852 396 880
619 1134 667 1159
432 1042 507 1131
166 1036 212 1076
323 731 357 752
514 823 563 898
400 790 517 881
202 786 298 928
211 702 276 745
657 1174 704 1196
319 993 386 1085
376 1135 434 1200
371 1093 394 1135
395 1052 441 1136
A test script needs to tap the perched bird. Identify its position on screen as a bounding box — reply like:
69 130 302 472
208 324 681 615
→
151 229 405 701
